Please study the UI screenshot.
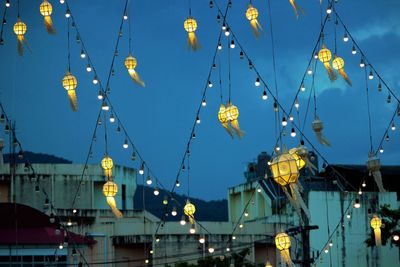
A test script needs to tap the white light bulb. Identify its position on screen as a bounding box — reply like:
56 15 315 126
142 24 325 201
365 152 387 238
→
255 78 260 87
230 41 235 49
262 91 268 100
123 139 129 149
307 68 313 75
301 83 306 91
352 46 357 55
146 176 152 185
225 29 230 36
80 50 86 59
60 0 65 3
93 77 98 85
291 129 296 137
109 115 115 123
171 209 177 217
97 91 103 100
218 43 222 50
199 237 205 244
379 147 384 153
346 213 351 219
154 188 160 196
257 188 261 193
393 235 399 241
180 217 186 225
86 64 92 72
189 227 196 234
123 14 128 20
208 247 215 253
326 7 332 14
232 235 236 240
65 9 71 18
59 244 64 249
202 100 207 107
343 33 349 42
362 181 366 187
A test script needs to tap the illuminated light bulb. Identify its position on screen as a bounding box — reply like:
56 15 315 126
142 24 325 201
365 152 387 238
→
224 27 230 36
196 116 201 124
358 188 362 195
199 237 205 243
281 117 287 127
239 223 243 228
163 196 168 205
324 248 329 254
171 207 177 216
80 49 86 59
275 146 280 152
86 64 92 72
351 45 357 55
289 115 294 121
326 6 332 14
146 175 152 185
123 138 129 149
239 51 244 59
262 90 268 100
189 225 196 234
314 52 318 59
244 211 249 217
226 247 230 252
346 213 351 219
65 9 71 18
97 90 103 100
329 241 333 247
217 42 222 50
208 247 215 253
109 114 115 123
232 235 236 240
255 77 260 87
67 218 72 226
379 147 384 153
101 101 109 111
145 259 149 264
208 80 213 87
362 181 366 187
92 76 98 85
153 187 160 196
5 0 10 7
290 128 296 137
180 216 186 225
139 163 144 175
60 0 65 3
257 188 262 193
393 235 399 241
359 58 365 68
73 209 77 214
300 83 306 91
307 67 313 75
150 250 154 254
230 39 235 48
368 70 374 80
59 243 64 250
343 33 349 42
221 22 227 30
295 99 300 109
354 198 361 209
155 237 160 242
391 122 396 131
202 99 207 107
175 180 180 187
123 14 128 20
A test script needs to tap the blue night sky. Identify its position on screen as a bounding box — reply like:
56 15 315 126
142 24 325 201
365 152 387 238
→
0 0 399 200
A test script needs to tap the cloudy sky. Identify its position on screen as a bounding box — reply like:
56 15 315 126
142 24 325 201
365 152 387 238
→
0 0 399 200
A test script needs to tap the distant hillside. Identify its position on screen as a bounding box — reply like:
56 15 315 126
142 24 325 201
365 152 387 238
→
3 151 72 164
134 185 228 221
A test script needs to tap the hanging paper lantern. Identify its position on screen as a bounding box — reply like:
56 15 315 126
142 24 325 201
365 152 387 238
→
103 180 123 218
124 54 145 87
332 56 352 86
318 44 337 81
184 200 196 224
225 102 244 139
184 17 200 51
217 104 233 138
312 116 331 146
39 0 55 34
290 146 318 174
245 4 262 38
13 18 27 56
275 232 294 267
62 72 78 111
264 261 273 267
288 0 304 18
101 155 113 178
367 154 385 192
370 215 382 246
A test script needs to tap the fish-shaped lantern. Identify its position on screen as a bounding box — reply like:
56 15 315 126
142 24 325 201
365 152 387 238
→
39 0 56 34
366 153 385 192
124 54 145 87
332 56 352 86
13 18 27 56
288 0 304 18
312 116 331 146
370 215 382 246
184 17 200 51
245 4 262 38
103 180 123 218
62 72 78 111
183 199 196 224
318 44 337 81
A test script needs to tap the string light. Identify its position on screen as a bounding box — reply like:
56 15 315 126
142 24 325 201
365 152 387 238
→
244 210 249 217
65 9 71 18
300 83 306 91
239 51 244 59
196 116 201 124
180 216 186 225
217 42 222 50
281 117 287 127
60 0 65 4
101 101 109 111
146 175 152 185
67 218 72 226
224 27 230 36
255 77 260 87
97 90 103 100
290 127 296 137
326 6 332 14
73 208 77 214
209 0 214 8
221 22 227 31
343 33 349 42
346 213 351 219
230 39 235 48
175 179 180 187
354 198 361 208
153 187 160 196
171 206 177 216
368 69 374 80
379 146 384 153
314 52 318 59
385 133 389 141
199 237 205 243
307 67 313 75
295 99 300 110
289 115 294 121
262 90 268 100
92 75 99 85
123 138 129 149
359 58 365 68
139 162 144 175
80 49 86 59
358 188 362 195
393 235 400 241
59 243 64 250
163 196 168 205
257 188 262 193
351 45 357 55
202 99 207 107
86 64 92 72
329 241 333 247
109 114 115 123
123 13 128 20
208 80 213 87
208 247 215 253
391 122 396 131
5 0 10 8
189 224 196 234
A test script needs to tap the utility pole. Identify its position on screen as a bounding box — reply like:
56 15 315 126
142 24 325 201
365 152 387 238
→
287 224 319 267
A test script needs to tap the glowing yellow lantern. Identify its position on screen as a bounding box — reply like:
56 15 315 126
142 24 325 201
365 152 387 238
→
101 155 114 178
318 44 337 81
62 72 78 111
288 0 304 18
264 261 273 267
39 0 55 34
370 215 382 246
218 104 233 138
103 180 122 218
332 56 352 86
225 102 244 139
13 18 27 56
245 4 261 38
184 17 200 51
184 200 196 224
124 54 144 87
275 232 293 266
270 153 299 186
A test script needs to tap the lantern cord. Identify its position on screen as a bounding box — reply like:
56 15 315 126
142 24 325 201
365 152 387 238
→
187 154 190 198
188 0 192 16
364 67 374 153
103 107 109 155
218 54 223 103
333 11 337 55
67 17 71 72
17 0 19 17
0 3 8 42
227 36 232 103
128 3 132 54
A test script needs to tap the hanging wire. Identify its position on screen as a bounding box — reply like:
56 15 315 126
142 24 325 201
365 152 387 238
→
364 67 374 153
67 17 71 71
218 54 223 103
103 105 109 155
227 36 232 102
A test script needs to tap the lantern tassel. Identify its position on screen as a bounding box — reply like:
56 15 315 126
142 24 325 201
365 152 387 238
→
289 0 304 18
221 122 234 139
17 35 24 56
371 170 386 193
249 19 262 38
290 183 311 221
305 158 318 175
314 130 331 146
127 69 145 87
338 69 352 86
230 119 245 139
106 196 123 218
373 228 382 246
187 32 200 51
282 187 304 225
280 249 294 267
44 16 56 34
323 62 337 81
188 215 194 224
103 169 112 179
67 90 78 112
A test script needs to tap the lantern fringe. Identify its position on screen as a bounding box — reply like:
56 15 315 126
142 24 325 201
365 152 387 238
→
67 90 78 112
371 170 386 193
249 19 262 38
323 62 337 81
290 183 311 221
106 196 123 218
305 157 318 174
314 131 331 146
338 69 352 86
282 187 304 225
280 249 294 267
374 228 382 246
44 16 56 34
188 215 195 224
128 69 145 87
289 0 304 18
17 35 24 56
230 119 245 139
187 32 200 51
221 122 234 139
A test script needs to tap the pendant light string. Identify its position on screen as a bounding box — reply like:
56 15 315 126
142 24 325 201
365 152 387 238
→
364 67 374 153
